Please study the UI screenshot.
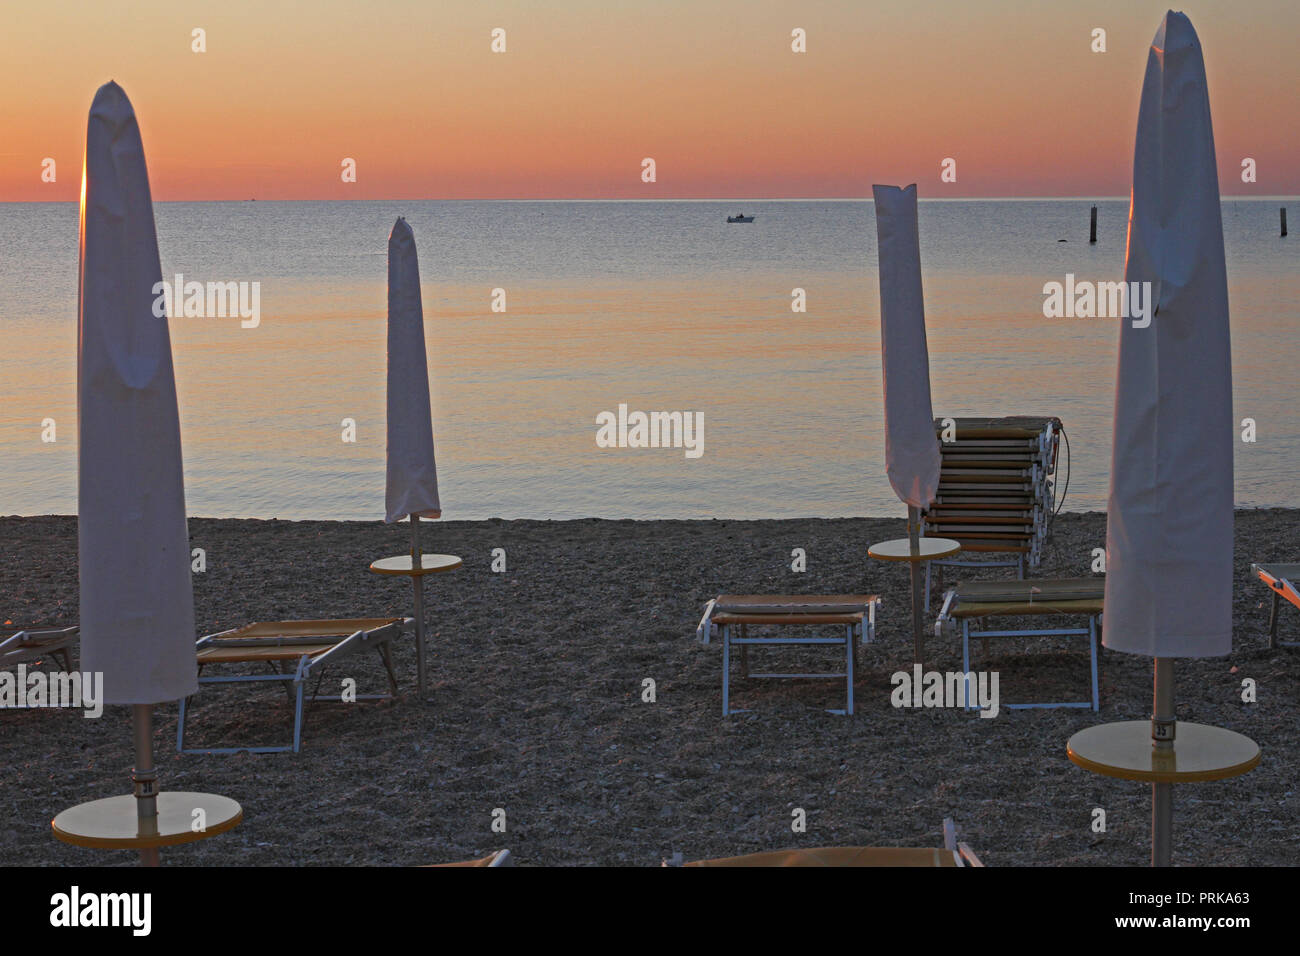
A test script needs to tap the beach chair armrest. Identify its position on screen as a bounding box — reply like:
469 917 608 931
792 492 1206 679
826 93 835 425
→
303 628 368 670
697 599 717 644
195 624 246 650
864 597 880 643
935 589 957 637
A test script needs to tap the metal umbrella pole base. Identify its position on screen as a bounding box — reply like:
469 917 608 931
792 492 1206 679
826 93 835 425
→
132 704 161 866
367 519 462 705
1067 658 1260 867
908 506 924 666
867 510 961 671
52 705 243 864
1151 658 1175 867
410 514 428 699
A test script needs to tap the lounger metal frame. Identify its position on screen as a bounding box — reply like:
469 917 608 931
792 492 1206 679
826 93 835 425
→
698 598 880 717
925 550 1026 613
936 589 1100 712
177 617 410 754
0 624 78 673
1253 563 1300 649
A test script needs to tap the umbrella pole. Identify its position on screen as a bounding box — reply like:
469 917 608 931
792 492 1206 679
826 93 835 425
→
410 514 427 698
908 505 923 666
131 704 160 866
1152 657 1174 867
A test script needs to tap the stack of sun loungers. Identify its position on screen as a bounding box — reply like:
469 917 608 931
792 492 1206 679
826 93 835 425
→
922 416 1062 607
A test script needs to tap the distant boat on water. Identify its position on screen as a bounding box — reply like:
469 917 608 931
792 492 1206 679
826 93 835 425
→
726 213 754 223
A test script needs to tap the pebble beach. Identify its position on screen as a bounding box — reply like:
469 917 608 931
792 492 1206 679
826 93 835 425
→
3 509 1296 866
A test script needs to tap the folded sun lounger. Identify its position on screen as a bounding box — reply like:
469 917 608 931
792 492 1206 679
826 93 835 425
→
923 416 1064 609
672 817 984 867
0 624 78 672
177 617 409 754
1253 563 1300 649
697 595 880 716
935 578 1101 711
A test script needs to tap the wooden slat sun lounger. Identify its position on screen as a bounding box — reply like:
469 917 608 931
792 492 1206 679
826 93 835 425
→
1252 563 1300 649
0 624 78 672
923 416 1063 609
938 415 1061 437
674 817 984 867
177 617 409 754
697 595 880 716
935 578 1102 711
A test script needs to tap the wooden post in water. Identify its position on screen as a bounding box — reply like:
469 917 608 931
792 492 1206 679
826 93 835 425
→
1282 207 1288 238
1089 205 1098 244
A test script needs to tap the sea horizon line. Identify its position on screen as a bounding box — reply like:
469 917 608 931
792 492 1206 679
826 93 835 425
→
5 195 1298 205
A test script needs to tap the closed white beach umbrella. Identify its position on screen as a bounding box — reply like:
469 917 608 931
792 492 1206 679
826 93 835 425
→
55 81 240 865
873 183 941 510
381 216 445 698
1068 12 1257 868
869 184 952 666
78 81 196 705
1104 11 1233 660
385 216 442 524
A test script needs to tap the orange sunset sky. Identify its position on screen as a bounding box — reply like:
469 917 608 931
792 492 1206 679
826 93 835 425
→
3 0 1297 201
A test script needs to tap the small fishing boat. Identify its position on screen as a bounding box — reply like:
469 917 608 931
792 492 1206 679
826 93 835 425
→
726 213 755 223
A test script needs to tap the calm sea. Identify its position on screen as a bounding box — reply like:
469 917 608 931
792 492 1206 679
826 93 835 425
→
2 199 1297 521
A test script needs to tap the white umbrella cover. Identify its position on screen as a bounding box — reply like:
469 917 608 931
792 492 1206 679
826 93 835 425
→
1104 10 1233 659
873 184 941 510
384 217 441 524
78 81 196 705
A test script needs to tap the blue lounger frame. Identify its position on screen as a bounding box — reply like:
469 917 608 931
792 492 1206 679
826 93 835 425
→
935 589 1100 712
176 617 410 755
698 598 880 717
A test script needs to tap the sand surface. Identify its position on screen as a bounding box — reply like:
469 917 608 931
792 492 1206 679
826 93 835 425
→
2 511 1296 866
